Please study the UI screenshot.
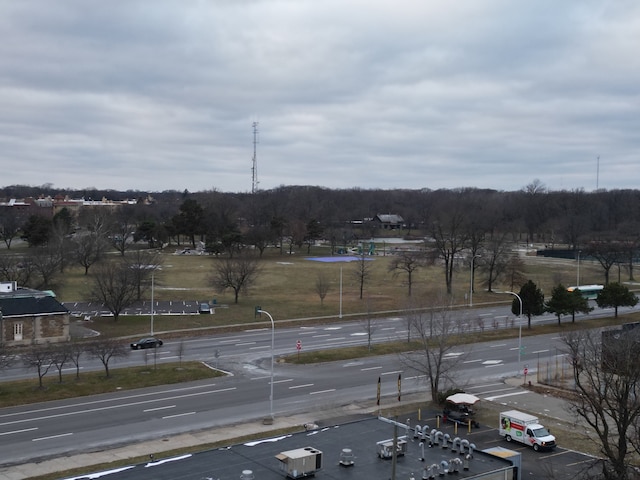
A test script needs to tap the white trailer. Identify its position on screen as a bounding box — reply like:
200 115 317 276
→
499 410 556 451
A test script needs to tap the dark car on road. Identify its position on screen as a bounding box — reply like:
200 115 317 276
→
130 337 163 350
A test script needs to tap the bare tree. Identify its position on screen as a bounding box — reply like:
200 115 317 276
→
0 255 34 286
0 210 20 249
107 206 138 256
50 344 72 383
90 260 140 321
28 246 61 289
125 249 163 301
584 239 622 285
210 255 262 304
68 340 86 380
563 329 640 480
0 343 16 372
388 250 425 297
352 252 373 300
86 338 129 378
483 233 511 292
73 231 109 275
400 297 467 403
22 345 54 389
429 209 469 295
314 272 331 306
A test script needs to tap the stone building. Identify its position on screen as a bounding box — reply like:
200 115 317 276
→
0 282 70 346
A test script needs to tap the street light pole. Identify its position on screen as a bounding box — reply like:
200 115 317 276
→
258 309 275 423
469 255 481 307
504 291 523 371
150 272 154 336
576 250 581 287
339 267 343 319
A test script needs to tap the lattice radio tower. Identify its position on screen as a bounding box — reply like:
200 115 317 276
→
251 121 259 194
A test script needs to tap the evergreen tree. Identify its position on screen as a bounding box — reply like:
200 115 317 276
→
513 280 545 329
545 284 572 326
596 282 639 318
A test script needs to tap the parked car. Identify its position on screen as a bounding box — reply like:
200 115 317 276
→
130 337 163 350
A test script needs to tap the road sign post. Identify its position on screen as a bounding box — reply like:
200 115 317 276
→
296 339 301 360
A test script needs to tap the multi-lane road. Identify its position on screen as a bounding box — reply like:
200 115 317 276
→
0 303 631 467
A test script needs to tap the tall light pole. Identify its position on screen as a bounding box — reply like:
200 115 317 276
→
258 309 275 423
504 291 523 371
576 250 581 287
150 272 155 336
339 267 343 319
469 255 481 307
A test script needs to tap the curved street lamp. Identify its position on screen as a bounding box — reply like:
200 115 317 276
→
257 309 275 423
469 254 481 307
499 291 524 374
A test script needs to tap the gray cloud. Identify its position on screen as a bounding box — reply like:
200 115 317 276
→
0 0 638 193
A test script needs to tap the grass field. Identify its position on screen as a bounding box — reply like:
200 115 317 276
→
36 242 609 339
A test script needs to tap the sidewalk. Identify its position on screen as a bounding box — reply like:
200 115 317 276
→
0 379 577 480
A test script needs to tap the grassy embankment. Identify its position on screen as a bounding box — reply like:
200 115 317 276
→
2 242 631 408
51 242 607 339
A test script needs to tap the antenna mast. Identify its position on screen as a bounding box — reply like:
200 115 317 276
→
251 121 259 194
596 155 600 191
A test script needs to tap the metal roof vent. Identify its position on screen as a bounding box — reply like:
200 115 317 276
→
338 448 354 466
240 469 254 480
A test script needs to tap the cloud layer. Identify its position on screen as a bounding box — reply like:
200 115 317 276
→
1 1 638 193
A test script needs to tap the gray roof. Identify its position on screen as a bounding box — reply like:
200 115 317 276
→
375 214 404 223
0 295 68 318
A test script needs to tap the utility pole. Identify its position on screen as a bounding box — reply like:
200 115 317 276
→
251 121 259 194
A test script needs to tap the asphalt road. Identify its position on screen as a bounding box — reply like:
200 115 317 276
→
0 329 568 467
0 302 633 469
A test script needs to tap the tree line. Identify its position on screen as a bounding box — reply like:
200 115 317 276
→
1 181 639 313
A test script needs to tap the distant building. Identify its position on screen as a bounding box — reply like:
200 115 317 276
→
0 282 70 346
372 214 405 230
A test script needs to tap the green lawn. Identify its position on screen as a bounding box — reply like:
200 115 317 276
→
54 244 609 339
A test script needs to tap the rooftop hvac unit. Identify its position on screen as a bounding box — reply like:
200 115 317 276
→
276 446 322 479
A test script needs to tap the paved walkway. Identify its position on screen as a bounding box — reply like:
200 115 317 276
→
0 376 580 480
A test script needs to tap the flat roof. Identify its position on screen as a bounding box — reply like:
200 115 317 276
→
67 417 515 480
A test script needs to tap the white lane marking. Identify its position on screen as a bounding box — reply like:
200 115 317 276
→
250 345 270 350
482 360 502 365
236 342 256 346
342 361 364 367
144 405 176 413
312 334 331 338
531 349 550 354
350 333 367 336
162 412 196 419
490 344 507 348
381 370 403 376
0 387 237 427
463 359 483 364
33 432 73 442
289 384 314 389
0 427 38 436
324 327 342 330
310 389 336 395
0 383 221 420
272 379 294 384
484 391 531 401
361 366 383 371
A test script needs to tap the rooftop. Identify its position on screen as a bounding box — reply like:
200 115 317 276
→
64 417 516 480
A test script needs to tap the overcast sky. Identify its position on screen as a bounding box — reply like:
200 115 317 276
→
1 1 638 194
